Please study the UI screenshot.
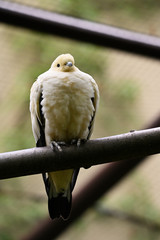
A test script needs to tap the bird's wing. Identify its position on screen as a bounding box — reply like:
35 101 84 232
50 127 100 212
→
30 80 49 195
30 81 46 147
71 77 99 191
87 77 99 140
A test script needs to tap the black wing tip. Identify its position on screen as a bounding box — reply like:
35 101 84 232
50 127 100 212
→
48 195 72 220
71 169 80 192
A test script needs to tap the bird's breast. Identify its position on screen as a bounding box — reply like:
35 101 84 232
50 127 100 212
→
41 75 94 144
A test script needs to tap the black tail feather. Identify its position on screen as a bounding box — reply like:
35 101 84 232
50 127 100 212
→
48 195 72 220
42 173 72 220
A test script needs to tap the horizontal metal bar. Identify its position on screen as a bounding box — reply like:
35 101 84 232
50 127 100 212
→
0 1 160 59
0 127 160 180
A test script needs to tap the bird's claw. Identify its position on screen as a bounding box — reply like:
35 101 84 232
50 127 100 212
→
50 141 63 152
51 139 86 152
71 139 86 147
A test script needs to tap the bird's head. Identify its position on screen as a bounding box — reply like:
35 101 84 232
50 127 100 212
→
51 54 75 72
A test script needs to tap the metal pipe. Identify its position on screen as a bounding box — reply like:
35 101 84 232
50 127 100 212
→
1 127 160 179
1 1 160 59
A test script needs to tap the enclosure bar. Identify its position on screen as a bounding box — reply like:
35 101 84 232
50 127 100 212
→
1 1 160 59
1 127 160 180
21 116 160 240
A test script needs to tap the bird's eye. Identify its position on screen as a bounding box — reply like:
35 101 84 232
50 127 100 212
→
57 64 60 67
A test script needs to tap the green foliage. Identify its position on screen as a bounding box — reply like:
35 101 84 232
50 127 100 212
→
56 0 99 20
0 193 46 239
97 174 160 240
96 77 139 136
118 175 160 223
113 79 138 104
96 0 160 14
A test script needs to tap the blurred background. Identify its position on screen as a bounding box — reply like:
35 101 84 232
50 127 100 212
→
1 0 160 239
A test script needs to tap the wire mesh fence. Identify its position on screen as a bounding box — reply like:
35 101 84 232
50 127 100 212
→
1 0 160 239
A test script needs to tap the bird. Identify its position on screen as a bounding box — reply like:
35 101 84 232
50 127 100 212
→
30 53 99 220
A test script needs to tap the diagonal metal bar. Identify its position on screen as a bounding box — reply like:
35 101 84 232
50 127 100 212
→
0 127 160 180
1 1 160 59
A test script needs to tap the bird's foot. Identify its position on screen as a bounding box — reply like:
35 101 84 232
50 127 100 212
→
50 141 65 152
71 139 86 147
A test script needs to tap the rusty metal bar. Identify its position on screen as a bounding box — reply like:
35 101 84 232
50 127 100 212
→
0 1 160 59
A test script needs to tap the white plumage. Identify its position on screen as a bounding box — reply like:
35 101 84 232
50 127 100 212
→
30 53 99 219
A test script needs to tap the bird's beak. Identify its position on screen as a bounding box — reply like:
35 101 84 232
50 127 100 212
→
66 61 73 67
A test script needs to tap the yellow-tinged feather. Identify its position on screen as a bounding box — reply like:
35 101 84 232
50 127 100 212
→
48 169 73 194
